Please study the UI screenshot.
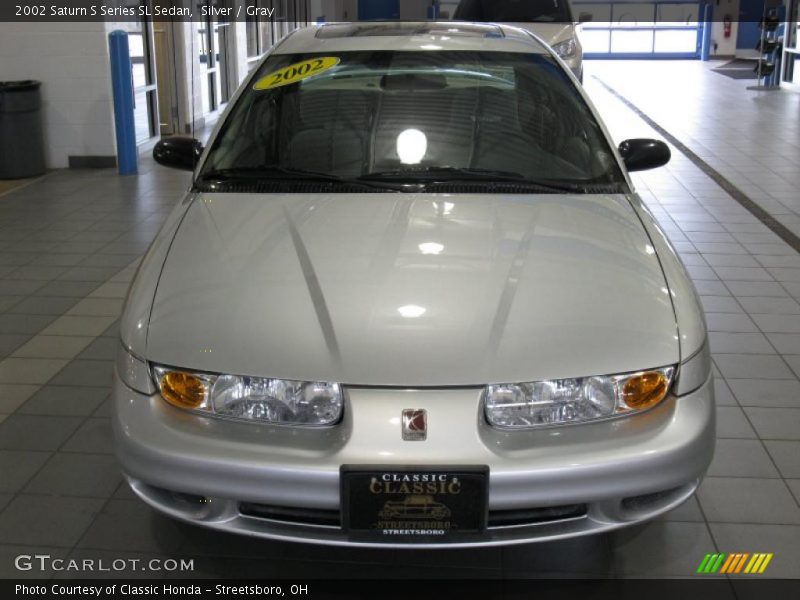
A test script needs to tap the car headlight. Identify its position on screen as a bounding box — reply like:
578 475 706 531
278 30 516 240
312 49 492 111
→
484 367 675 429
552 38 578 59
152 366 343 426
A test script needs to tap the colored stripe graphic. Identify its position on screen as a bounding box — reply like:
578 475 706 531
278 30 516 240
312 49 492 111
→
745 554 761 574
720 552 742 573
719 554 736 574
758 554 773 573
698 552 773 575
733 553 749 574
697 554 713 573
710 553 725 573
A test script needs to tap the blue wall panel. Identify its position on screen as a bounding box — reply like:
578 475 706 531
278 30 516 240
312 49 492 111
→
358 0 400 20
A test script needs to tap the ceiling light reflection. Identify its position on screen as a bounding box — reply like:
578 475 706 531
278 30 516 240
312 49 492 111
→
397 128 427 165
432 201 455 216
398 305 427 319
419 242 444 255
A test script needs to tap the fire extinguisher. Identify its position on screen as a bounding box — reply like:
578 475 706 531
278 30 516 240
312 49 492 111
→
723 15 732 38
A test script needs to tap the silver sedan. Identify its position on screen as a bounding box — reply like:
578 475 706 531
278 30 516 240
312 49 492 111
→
113 22 714 547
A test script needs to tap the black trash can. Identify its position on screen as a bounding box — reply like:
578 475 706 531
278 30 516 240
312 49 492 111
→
0 80 46 179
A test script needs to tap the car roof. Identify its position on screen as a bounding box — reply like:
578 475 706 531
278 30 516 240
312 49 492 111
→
272 21 550 56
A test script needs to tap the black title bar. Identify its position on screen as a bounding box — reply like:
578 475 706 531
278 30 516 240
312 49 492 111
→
4 579 800 600
0 0 787 23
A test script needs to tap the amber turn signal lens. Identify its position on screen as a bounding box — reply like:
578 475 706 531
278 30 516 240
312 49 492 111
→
159 371 206 409
621 371 669 410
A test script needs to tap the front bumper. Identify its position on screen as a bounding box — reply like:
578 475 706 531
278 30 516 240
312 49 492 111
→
112 373 714 548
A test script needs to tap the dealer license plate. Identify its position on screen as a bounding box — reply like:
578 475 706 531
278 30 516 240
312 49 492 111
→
341 465 488 542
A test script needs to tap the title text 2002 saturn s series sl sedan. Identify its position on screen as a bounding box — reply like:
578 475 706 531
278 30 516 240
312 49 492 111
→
113 22 714 547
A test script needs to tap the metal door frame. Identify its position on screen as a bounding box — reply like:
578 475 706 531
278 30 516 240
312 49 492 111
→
132 0 159 142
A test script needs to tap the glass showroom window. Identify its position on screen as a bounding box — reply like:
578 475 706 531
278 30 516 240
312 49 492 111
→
196 0 232 113
128 1 158 143
246 1 313 63
246 0 279 60
573 1 702 58
783 0 800 85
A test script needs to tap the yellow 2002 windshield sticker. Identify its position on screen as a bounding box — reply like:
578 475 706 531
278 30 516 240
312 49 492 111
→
253 57 340 91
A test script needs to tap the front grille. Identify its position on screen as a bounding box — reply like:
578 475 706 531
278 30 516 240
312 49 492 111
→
487 504 587 528
239 502 586 530
239 503 341 528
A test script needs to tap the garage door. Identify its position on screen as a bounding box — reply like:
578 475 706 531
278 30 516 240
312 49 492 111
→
574 1 704 58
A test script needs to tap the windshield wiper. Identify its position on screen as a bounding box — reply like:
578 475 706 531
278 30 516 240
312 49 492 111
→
197 167 401 192
197 167 620 194
358 167 593 192
199 166 345 182
359 167 527 181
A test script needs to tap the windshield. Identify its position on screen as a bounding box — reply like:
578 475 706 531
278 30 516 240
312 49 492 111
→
453 0 574 23
200 50 624 193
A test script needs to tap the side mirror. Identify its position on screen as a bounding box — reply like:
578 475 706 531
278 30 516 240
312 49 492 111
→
578 12 593 23
618 139 670 172
153 137 203 171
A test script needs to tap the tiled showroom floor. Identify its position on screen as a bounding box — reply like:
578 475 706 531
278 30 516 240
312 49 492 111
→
0 59 799 580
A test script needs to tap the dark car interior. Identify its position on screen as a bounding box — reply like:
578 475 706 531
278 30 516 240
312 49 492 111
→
204 52 618 186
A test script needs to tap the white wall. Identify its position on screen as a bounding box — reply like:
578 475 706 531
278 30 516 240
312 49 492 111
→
710 0 740 57
0 21 116 168
309 0 325 21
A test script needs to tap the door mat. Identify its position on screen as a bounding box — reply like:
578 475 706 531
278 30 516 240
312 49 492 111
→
712 58 759 79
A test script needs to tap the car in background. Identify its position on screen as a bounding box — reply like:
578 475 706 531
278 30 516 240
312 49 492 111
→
453 0 589 81
114 21 714 548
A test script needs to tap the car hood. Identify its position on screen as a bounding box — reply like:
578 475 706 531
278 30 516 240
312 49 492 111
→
146 193 678 386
